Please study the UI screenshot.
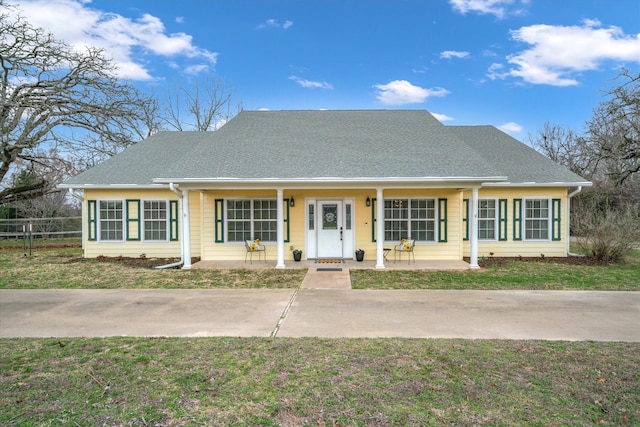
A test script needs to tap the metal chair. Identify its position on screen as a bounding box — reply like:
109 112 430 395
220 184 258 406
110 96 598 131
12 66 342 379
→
394 239 415 264
245 240 266 264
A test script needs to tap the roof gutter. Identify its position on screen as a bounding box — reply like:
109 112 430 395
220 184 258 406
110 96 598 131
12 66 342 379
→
155 183 184 269
568 186 583 257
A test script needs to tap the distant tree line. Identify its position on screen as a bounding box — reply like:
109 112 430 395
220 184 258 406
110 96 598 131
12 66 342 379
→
530 69 640 261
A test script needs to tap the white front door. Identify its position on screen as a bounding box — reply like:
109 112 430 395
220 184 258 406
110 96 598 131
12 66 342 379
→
317 200 343 258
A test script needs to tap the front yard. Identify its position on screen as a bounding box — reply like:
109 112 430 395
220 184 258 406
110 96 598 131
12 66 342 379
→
1 242 638 290
1 241 639 425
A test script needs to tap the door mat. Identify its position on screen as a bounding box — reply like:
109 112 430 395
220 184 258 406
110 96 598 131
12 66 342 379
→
316 259 344 264
317 268 343 272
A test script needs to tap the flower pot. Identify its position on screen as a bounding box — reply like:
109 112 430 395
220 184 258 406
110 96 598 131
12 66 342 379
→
293 252 302 262
355 251 365 262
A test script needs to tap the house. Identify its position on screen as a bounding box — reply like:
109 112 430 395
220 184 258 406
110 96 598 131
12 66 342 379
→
59 110 591 269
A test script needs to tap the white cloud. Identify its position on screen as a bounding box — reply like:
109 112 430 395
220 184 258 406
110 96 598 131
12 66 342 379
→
258 19 294 30
7 0 217 80
175 16 185 24
184 64 209 75
449 0 528 19
489 20 640 86
432 113 454 122
498 122 523 134
440 50 470 59
289 76 333 90
373 80 449 105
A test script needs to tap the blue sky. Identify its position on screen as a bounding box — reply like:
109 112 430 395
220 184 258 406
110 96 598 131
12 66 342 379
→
8 0 640 142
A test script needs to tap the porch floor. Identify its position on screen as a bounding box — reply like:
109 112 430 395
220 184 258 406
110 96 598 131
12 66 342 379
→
191 259 471 270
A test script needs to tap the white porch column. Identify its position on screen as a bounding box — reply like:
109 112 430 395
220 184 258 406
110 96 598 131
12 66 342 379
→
469 187 479 269
375 187 385 269
276 189 286 269
182 189 192 269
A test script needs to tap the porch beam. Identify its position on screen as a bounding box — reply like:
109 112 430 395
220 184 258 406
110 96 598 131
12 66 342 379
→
182 189 192 269
469 187 479 269
276 189 286 269
375 187 385 269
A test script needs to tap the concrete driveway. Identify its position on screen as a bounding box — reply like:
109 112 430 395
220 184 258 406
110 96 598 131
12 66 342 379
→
2 289 639 341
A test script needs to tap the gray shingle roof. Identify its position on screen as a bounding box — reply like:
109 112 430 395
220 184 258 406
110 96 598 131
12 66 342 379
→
447 125 590 185
60 110 589 188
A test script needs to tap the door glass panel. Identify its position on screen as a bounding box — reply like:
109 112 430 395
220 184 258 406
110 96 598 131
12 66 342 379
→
345 204 352 230
322 204 338 230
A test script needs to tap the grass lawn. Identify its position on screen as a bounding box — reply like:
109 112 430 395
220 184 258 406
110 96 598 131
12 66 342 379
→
1 337 638 426
2 242 638 425
350 259 640 291
1 243 638 290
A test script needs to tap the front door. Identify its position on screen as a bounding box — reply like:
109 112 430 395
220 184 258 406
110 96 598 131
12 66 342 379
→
317 200 343 258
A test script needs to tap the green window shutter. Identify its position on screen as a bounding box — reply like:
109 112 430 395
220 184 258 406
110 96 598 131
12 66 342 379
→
552 198 562 241
371 198 377 243
126 199 140 241
283 199 290 243
499 199 508 241
169 200 179 241
462 198 469 241
438 198 448 243
87 200 97 241
513 199 522 241
214 199 224 243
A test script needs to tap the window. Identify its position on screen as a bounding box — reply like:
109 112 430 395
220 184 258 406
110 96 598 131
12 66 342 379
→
143 200 168 241
227 199 277 242
524 199 550 240
308 204 315 230
478 199 497 240
384 198 436 242
99 200 123 241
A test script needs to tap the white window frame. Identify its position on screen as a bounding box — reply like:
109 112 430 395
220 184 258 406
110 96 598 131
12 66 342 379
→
142 199 169 242
478 198 498 241
523 198 551 241
383 198 437 243
98 200 124 242
225 198 278 243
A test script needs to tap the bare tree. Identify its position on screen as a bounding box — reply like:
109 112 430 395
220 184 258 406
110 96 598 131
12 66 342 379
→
0 1 155 202
162 74 237 131
529 123 594 179
587 69 640 187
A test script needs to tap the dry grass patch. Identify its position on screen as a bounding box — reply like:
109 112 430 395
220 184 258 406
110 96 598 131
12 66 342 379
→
1 338 638 426
0 248 305 289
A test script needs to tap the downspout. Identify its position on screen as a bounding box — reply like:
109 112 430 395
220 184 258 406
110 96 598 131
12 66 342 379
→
155 183 184 269
68 189 86 255
567 186 583 257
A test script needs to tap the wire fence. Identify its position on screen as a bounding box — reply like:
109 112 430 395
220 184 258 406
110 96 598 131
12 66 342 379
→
0 216 82 240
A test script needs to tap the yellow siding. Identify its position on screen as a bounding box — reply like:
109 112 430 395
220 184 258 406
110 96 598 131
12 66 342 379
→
462 187 569 258
200 188 463 261
83 189 181 259
188 191 201 258
82 186 572 262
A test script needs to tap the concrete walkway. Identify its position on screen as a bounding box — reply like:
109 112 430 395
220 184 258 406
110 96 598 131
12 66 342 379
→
2 288 639 341
301 266 352 289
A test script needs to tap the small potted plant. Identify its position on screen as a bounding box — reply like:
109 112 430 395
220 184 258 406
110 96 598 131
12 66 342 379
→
292 248 302 262
355 248 365 262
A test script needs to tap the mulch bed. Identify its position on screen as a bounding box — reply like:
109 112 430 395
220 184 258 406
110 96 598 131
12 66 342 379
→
93 255 606 269
2 241 608 268
467 256 608 267
74 256 202 269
